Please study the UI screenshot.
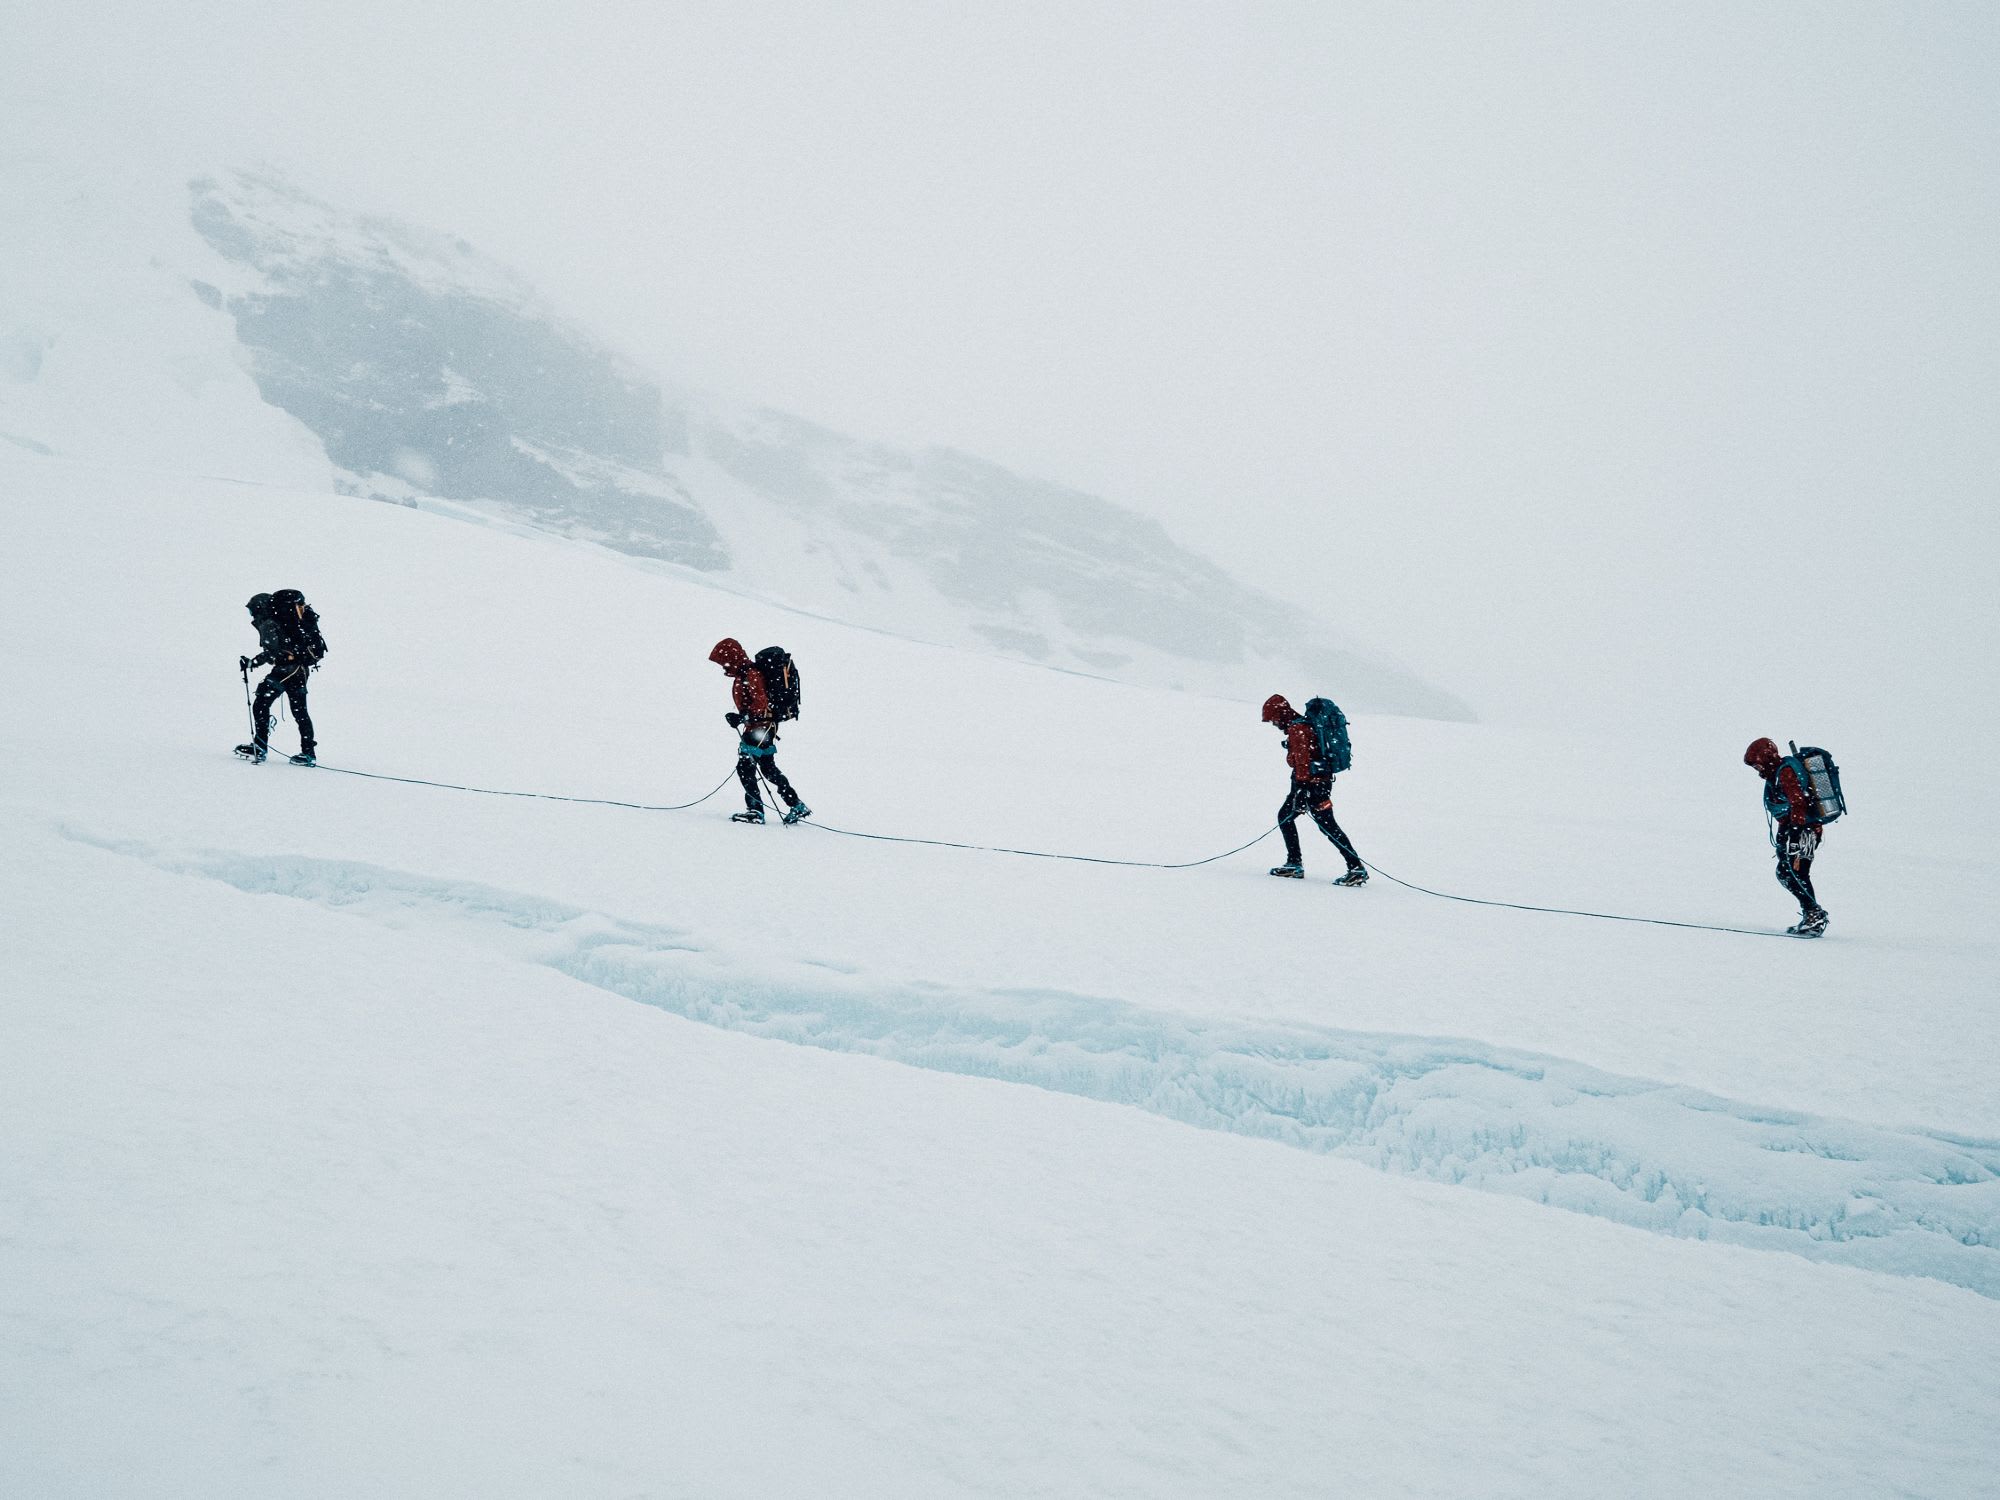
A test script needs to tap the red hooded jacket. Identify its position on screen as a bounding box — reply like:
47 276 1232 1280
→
1262 694 1321 781
710 638 770 721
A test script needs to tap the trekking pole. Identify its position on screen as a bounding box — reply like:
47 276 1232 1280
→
240 660 256 741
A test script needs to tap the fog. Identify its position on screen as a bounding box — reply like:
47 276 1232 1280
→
8 1 1996 735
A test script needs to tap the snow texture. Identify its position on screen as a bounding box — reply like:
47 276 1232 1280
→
80 834 2000 1298
4 293 1998 1495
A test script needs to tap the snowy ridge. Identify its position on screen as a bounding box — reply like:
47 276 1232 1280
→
0 141 1470 715
94 833 2000 1299
188 168 538 306
669 399 1473 715
185 172 729 570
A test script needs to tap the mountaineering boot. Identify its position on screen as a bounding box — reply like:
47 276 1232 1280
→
781 802 813 826
1268 863 1304 879
1787 908 1830 938
1333 867 1369 887
234 743 267 763
731 809 766 825
289 751 316 767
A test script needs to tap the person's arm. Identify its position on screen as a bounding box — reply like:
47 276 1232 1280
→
1776 763 1811 824
1285 723 1315 779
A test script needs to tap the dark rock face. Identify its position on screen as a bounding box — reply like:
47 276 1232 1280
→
695 409 1476 720
190 174 726 569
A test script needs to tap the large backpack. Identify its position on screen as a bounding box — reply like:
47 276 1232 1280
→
267 588 328 665
754 646 801 722
1301 697 1352 776
1767 742 1845 825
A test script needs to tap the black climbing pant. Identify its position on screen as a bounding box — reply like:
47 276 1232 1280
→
1279 777 1362 872
1775 823 1822 916
251 666 314 753
736 742 801 815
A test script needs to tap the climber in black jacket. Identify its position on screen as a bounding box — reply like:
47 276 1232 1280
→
235 589 328 765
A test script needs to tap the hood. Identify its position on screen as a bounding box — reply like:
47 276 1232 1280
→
709 637 751 673
1744 737 1781 775
246 592 275 619
1261 694 1294 725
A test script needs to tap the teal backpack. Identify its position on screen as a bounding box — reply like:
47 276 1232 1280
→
1301 698 1352 776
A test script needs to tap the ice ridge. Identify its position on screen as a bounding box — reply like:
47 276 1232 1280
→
97 836 2000 1298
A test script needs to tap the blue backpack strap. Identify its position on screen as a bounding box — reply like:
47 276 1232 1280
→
1763 776 1792 821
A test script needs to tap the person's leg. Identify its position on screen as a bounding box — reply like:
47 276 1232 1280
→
735 752 764 814
759 756 801 809
1306 784 1363 872
1277 784 1305 866
1775 826 1818 915
284 670 315 754
250 671 284 749
1794 828 1821 912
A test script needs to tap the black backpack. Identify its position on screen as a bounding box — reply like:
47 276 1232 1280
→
754 646 801 721
1766 742 1846 826
266 588 328 665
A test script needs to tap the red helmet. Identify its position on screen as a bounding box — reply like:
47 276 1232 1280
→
1261 694 1293 724
1743 737 1781 774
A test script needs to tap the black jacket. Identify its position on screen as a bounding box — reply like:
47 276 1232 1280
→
249 600 327 668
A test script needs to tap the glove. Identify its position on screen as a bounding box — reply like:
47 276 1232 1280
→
725 711 743 728
239 655 251 672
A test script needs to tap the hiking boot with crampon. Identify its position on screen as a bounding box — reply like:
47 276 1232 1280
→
1269 863 1304 879
730 809 766 825
1333 867 1369 887
1787 908 1830 938
234 743 267 763
289 751 316 767
781 802 813 826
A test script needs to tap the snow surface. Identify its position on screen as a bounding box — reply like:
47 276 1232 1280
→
4 451 1999 1495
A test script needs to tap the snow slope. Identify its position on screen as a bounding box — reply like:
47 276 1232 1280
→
4 450 1998 1495
0 144 1467 717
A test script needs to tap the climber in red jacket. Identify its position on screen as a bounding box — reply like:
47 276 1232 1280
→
1262 694 1366 886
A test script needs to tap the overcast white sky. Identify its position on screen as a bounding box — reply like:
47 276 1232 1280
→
8 2 1997 734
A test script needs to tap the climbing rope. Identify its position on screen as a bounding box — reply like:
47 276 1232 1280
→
296 749 1287 868
308 759 737 813
280 756 1790 937
800 818 1787 935
1359 860 1789 939
798 815 1280 870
